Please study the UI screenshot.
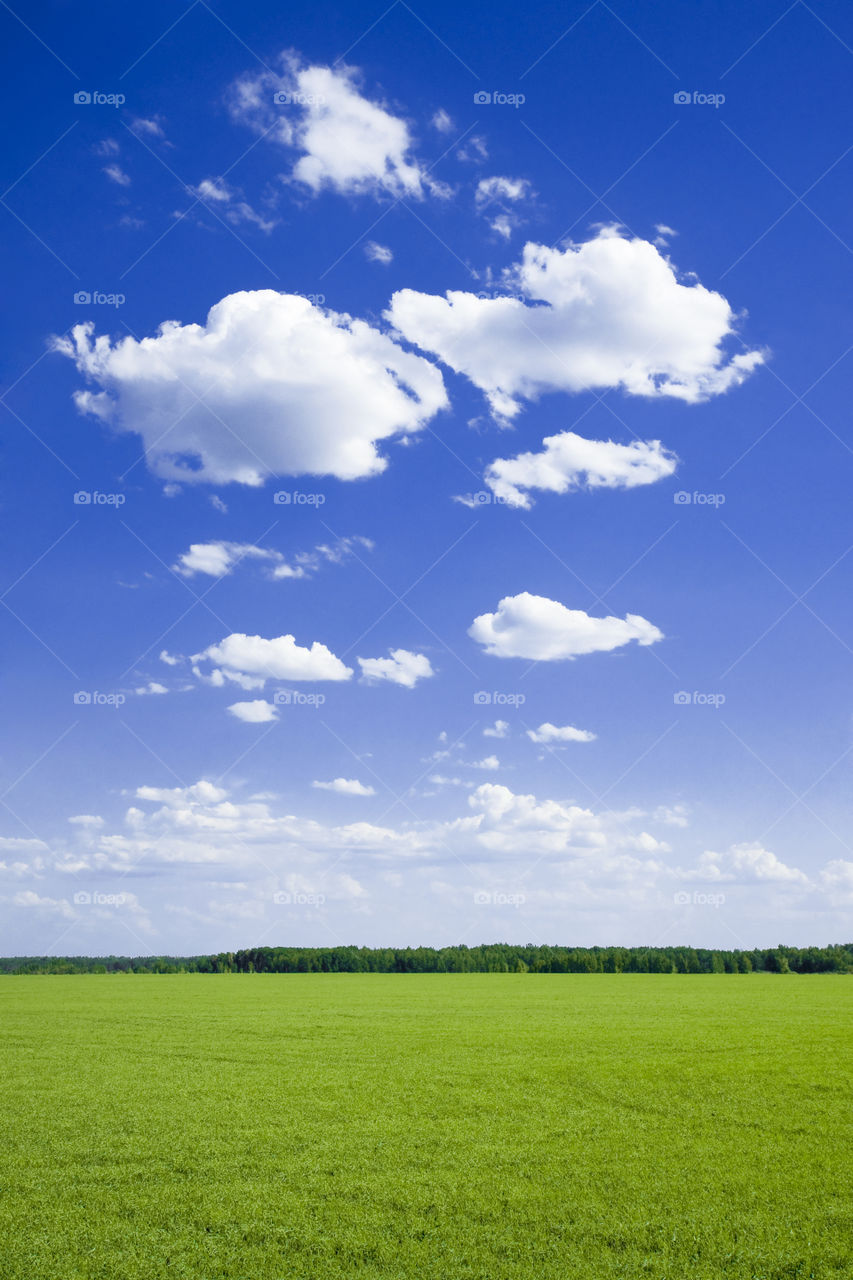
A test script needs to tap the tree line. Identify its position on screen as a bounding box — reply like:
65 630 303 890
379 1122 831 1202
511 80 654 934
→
1 942 851 975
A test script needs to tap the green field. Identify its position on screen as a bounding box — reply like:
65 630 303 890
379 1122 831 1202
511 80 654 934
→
0 975 850 1279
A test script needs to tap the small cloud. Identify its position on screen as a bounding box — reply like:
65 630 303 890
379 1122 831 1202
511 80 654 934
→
457 135 488 163
431 108 454 133
210 495 228 514
68 814 104 828
160 650 181 667
483 719 509 739
357 649 434 689
130 116 166 139
94 139 120 157
468 755 500 770
135 681 168 696
526 722 597 745
312 777 376 796
227 700 279 723
365 240 393 264
104 164 131 187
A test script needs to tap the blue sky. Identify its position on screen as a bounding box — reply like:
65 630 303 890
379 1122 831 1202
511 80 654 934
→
2 0 853 955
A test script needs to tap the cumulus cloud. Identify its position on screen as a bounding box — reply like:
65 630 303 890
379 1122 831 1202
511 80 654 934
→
483 720 509 739
485 430 677 508
357 649 434 688
527 722 597 744
54 291 448 486
227 700 279 723
431 109 454 133
193 633 353 688
694 843 809 884
135 681 168 696
468 755 500 771
364 240 393 264
475 176 530 206
174 536 371 580
229 57 441 199
469 593 664 661
387 228 764 421
312 778 376 796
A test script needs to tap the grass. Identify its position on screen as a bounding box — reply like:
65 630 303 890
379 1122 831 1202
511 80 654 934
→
0 974 850 1279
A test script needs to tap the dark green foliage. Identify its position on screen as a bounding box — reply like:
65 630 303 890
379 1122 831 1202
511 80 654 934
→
1 941 851 975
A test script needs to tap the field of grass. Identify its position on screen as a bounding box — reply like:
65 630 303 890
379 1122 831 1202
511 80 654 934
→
0 974 850 1279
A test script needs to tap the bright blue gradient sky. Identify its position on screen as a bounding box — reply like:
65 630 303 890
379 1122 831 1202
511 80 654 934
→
1 0 852 955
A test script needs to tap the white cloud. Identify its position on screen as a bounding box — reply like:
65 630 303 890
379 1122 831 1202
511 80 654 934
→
365 241 393 264
475 176 530 206
189 177 277 233
694 843 809 884
130 117 165 139
193 633 353 688
485 430 677 508
468 755 500 771
483 719 509 739
174 535 371 581
469 593 664 661
230 57 441 200
527 722 597 744
387 228 764 421
431 108 454 133
312 778 376 796
490 215 514 241
104 164 131 187
357 649 434 688
54 291 448 486
68 815 104 828
135 681 168 696
227 700 279 723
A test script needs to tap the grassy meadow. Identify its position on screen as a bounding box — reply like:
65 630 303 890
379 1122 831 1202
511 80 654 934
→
0 974 850 1279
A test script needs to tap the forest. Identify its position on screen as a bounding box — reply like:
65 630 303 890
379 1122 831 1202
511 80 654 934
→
1 943 851 975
